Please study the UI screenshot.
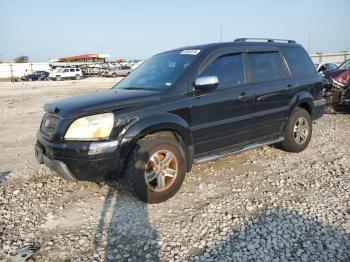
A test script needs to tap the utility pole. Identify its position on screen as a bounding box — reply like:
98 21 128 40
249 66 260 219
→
308 34 311 54
220 25 223 42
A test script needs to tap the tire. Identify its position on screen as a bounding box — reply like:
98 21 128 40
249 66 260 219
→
111 73 117 78
75 74 81 80
55 75 61 81
124 134 186 204
281 107 312 153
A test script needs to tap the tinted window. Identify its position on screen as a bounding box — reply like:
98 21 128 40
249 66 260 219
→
200 53 244 88
63 69 69 72
246 52 289 83
281 46 316 77
70 69 75 72
76 68 80 71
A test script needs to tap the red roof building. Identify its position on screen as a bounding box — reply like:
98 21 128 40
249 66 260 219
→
58 53 110 63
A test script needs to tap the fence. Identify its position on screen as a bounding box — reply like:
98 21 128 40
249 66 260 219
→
310 51 350 66
0 63 51 79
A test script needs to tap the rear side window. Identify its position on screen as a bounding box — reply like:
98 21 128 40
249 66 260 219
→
76 68 80 71
280 46 316 78
70 69 75 72
200 53 245 88
246 52 289 83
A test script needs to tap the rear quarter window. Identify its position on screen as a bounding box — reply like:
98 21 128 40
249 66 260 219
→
280 46 316 78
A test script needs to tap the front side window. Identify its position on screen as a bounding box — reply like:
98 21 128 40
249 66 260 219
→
246 52 289 83
200 53 245 88
116 50 198 91
63 69 69 73
280 46 316 78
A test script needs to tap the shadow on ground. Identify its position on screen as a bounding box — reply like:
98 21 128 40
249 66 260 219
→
94 183 159 261
188 208 350 261
93 186 350 261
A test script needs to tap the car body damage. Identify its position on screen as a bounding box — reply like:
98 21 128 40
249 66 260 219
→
322 60 350 113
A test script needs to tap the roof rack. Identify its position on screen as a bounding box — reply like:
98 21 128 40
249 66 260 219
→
234 38 296 44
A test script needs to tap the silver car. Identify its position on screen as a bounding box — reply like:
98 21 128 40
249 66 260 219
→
102 65 132 77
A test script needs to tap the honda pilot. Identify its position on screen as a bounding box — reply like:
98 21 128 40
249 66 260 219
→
35 38 326 203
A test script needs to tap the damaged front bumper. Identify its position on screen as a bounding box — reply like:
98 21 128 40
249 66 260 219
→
35 132 121 182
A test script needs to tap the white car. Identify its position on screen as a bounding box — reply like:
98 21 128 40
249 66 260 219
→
49 68 83 81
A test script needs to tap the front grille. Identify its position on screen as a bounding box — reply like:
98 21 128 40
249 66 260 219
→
40 113 60 138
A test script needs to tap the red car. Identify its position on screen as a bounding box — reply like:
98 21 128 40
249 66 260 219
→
322 59 350 113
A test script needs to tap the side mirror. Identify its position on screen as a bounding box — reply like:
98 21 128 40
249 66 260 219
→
194 76 219 91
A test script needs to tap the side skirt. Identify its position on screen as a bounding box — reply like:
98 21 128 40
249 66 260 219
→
194 137 284 164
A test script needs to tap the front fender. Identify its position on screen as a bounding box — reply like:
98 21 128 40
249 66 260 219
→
116 113 194 174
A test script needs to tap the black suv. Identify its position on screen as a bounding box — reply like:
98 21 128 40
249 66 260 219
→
35 38 326 203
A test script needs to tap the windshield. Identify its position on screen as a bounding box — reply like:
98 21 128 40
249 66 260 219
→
339 59 350 70
115 50 199 90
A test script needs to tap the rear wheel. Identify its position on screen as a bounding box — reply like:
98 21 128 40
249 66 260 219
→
75 74 81 80
55 75 61 81
124 134 186 203
281 107 312 152
111 73 117 78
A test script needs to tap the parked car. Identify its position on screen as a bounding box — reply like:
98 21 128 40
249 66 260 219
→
316 63 338 73
102 65 132 77
49 67 83 81
21 71 49 81
35 38 326 203
322 59 350 113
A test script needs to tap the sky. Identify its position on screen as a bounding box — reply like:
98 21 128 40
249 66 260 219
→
0 0 349 62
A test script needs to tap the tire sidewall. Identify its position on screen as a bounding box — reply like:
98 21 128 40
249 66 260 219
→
128 137 186 203
283 108 312 152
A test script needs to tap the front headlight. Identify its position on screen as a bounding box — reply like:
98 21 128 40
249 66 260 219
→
64 113 114 140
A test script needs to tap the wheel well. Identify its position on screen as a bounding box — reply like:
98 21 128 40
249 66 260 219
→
130 129 191 172
298 102 312 115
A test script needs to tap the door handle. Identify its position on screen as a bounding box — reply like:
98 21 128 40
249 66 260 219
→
238 92 250 101
285 84 293 90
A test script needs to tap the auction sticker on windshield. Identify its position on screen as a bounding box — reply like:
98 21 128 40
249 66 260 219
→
180 49 201 55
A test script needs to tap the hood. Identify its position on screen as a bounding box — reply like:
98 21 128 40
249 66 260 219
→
44 88 161 118
323 69 350 86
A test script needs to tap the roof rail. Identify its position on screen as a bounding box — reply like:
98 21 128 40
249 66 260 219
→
234 38 296 44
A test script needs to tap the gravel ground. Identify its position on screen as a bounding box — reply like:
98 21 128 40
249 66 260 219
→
0 79 349 261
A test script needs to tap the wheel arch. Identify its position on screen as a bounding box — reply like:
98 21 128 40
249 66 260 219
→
289 91 314 116
118 114 194 174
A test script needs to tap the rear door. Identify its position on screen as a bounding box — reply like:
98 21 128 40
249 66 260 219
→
62 68 69 78
190 48 255 155
244 47 294 140
69 68 76 78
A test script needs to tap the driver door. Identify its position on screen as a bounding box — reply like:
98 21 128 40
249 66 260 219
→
190 49 255 155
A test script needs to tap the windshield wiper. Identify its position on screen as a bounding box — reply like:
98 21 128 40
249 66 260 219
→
122 87 147 90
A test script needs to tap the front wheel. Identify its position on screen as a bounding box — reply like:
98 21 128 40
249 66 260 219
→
281 107 312 152
55 75 61 81
124 134 186 203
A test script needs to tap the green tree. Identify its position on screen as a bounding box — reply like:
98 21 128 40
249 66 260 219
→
14 56 29 63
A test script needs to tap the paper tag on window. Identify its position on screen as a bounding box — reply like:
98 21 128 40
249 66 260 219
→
180 49 201 55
